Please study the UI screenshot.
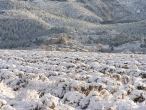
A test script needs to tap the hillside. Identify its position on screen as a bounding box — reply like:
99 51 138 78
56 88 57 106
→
29 0 141 23
118 0 146 20
0 0 98 48
0 0 146 51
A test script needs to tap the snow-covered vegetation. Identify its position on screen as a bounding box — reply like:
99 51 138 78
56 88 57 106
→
0 50 145 110
0 0 146 49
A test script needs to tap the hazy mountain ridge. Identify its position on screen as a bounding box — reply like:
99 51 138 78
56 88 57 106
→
0 0 146 51
118 0 146 19
76 0 140 23
28 0 144 23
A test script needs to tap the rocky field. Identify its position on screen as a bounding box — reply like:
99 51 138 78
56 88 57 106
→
0 50 146 110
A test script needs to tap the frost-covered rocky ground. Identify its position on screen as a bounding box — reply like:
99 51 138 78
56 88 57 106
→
0 50 146 110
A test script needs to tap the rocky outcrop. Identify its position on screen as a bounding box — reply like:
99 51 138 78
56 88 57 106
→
51 33 67 45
